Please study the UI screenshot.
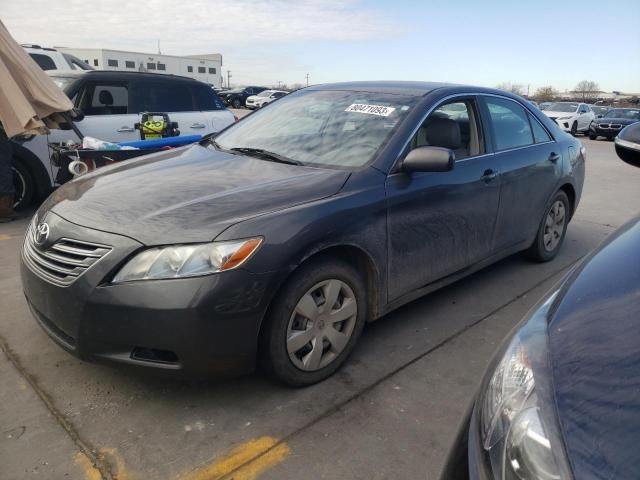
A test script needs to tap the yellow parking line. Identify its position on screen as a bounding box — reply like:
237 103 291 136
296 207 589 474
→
74 452 102 480
0 234 11 241
178 436 290 480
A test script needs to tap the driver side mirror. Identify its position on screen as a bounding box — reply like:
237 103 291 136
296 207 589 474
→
403 146 455 173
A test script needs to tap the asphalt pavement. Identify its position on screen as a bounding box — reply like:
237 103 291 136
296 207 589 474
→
1 137 638 480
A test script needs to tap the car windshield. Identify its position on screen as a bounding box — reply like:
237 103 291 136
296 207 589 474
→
547 102 578 112
592 106 609 115
213 89 418 169
605 109 640 120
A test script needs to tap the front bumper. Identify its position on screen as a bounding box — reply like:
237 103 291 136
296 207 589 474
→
547 117 574 132
20 212 278 377
590 124 623 137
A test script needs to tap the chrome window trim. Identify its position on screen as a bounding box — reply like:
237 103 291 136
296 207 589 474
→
391 92 558 173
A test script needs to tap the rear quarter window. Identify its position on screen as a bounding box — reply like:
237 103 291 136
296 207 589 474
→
29 53 57 70
191 85 225 110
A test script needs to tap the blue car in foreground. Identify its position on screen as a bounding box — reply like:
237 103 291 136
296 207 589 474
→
441 131 640 479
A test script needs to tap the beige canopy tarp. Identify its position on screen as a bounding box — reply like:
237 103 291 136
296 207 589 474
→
0 20 73 138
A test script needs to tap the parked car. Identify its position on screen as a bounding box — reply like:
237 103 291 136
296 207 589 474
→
542 102 595 135
11 70 236 210
245 90 288 109
218 86 268 108
589 104 610 118
22 44 92 71
589 107 640 140
21 81 585 387
440 140 640 480
615 122 640 167
528 100 539 108
538 102 552 110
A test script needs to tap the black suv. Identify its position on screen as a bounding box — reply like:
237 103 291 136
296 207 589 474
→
218 86 268 108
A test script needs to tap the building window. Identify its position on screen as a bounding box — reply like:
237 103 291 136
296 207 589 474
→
198 66 205 73
187 66 193 73
107 59 118 67
157 63 166 71
93 59 99 66
208 67 216 74
84 60 89 64
147 62 156 70
125 60 135 68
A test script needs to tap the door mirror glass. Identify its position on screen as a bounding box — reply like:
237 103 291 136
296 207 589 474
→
403 146 455 173
615 123 640 168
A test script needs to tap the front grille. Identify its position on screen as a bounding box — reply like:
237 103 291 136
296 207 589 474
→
23 222 111 286
598 123 622 130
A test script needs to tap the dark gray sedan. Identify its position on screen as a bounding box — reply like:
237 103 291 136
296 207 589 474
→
21 82 585 386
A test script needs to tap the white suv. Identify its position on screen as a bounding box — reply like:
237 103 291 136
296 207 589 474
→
22 44 92 71
542 102 595 136
11 70 236 209
245 90 288 109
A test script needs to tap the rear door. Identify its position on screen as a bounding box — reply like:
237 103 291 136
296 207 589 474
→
479 95 560 251
385 96 501 301
189 83 236 133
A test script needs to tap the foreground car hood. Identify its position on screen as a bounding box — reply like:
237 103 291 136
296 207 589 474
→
544 110 576 118
43 145 349 245
547 216 640 479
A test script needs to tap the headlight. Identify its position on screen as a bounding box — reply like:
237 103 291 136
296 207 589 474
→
112 238 262 283
477 291 573 479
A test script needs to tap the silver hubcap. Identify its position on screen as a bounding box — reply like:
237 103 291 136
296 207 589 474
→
543 200 566 252
286 279 357 372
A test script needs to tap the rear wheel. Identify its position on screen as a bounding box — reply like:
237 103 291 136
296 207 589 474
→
232 98 242 109
260 259 367 387
11 161 34 210
527 190 570 262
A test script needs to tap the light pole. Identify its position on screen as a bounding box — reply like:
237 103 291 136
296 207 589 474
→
305 73 310 87
227 70 232 89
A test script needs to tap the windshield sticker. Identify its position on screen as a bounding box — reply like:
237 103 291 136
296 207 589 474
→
345 104 396 117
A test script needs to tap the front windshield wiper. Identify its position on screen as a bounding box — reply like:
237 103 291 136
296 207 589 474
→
229 147 304 166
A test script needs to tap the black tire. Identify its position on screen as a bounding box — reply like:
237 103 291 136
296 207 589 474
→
527 190 570 262
570 122 577 136
589 133 597 140
11 161 34 210
260 258 367 387
232 98 242 109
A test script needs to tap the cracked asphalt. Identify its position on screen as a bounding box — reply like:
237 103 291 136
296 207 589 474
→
1 136 639 480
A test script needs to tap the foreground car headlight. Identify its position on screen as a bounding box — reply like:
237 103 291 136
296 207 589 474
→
113 238 262 283
477 291 573 479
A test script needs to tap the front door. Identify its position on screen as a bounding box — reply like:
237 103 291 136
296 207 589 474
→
385 97 501 302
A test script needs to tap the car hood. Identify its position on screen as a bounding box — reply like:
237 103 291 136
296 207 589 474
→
543 110 576 118
547 216 640 479
43 145 350 245
597 117 638 125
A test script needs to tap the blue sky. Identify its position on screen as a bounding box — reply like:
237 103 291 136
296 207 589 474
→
3 0 639 92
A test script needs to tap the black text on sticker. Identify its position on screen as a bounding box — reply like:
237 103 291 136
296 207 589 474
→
345 104 396 117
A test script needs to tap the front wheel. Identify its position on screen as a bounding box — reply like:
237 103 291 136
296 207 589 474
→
589 132 597 140
232 98 242 109
260 259 367 387
527 191 570 262
12 161 34 210
570 122 578 136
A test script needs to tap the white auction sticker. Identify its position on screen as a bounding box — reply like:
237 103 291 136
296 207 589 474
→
345 103 396 117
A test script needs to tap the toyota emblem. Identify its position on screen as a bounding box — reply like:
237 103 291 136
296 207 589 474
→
34 223 50 246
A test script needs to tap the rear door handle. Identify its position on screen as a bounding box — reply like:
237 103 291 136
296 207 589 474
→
549 152 561 163
117 126 134 132
481 169 498 182
190 123 206 129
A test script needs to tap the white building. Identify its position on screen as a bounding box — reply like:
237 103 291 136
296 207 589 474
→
56 48 223 87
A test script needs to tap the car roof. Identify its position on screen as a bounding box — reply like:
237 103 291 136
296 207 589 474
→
307 81 458 96
51 70 202 84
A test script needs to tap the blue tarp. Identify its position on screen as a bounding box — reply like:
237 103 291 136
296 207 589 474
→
119 135 202 149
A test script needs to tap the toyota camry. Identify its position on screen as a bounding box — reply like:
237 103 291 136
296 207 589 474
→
21 81 585 386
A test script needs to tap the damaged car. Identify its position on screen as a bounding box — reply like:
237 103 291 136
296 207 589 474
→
21 81 585 386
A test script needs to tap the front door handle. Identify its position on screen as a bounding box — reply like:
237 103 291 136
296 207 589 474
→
481 169 498 182
190 123 206 129
549 152 561 163
117 126 134 133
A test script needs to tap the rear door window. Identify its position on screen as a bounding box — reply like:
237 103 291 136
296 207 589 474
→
130 80 195 113
191 85 225 111
529 114 552 143
29 53 56 70
484 97 534 151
